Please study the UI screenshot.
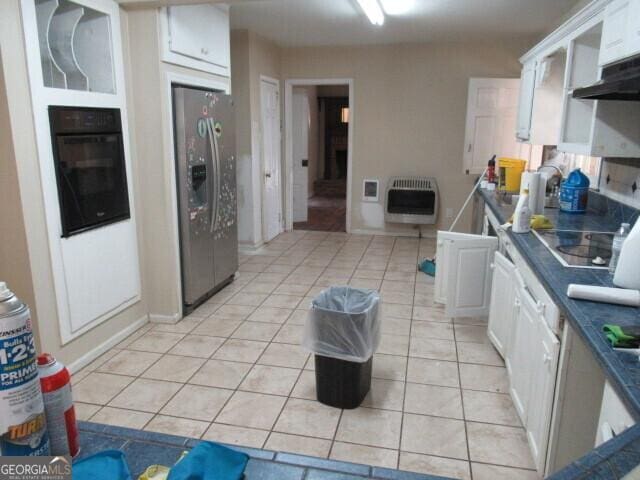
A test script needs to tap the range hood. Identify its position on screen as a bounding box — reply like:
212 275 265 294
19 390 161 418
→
573 55 640 101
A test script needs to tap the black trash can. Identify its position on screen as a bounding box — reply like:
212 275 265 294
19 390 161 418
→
315 354 373 409
303 286 380 409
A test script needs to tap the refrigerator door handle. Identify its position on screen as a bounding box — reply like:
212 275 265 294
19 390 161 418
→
205 118 219 233
212 119 222 231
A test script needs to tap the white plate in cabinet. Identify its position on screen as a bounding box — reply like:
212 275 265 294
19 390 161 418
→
161 4 230 77
599 0 631 66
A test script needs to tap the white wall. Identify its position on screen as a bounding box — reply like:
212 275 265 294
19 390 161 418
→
231 30 282 246
281 40 534 234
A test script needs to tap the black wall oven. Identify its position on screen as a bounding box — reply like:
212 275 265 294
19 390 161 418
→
49 106 130 237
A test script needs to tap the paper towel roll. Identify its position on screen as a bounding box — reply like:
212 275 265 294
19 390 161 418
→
566 284 640 307
521 172 545 214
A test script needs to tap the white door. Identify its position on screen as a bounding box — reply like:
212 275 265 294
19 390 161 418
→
516 61 537 141
292 91 309 222
487 251 517 358
463 78 522 174
260 78 282 242
433 231 498 318
526 314 560 473
507 277 538 424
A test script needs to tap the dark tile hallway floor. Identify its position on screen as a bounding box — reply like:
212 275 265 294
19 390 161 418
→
293 196 346 232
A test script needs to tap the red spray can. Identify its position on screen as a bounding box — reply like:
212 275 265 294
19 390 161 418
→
37 353 80 457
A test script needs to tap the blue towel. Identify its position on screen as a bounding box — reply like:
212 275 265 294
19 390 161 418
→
168 441 249 480
73 450 132 480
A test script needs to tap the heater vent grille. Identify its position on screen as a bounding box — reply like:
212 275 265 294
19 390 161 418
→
385 176 439 225
391 177 434 190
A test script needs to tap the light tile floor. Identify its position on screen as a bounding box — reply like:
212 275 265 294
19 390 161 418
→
72 231 540 480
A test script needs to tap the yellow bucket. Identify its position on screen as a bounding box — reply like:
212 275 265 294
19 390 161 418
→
498 158 527 192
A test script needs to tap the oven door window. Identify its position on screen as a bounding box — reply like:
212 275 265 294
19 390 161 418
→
55 134 130 236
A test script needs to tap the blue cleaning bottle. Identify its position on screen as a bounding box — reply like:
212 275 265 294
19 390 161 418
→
559 168 590 213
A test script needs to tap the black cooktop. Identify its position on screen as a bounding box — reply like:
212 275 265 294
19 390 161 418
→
534 229 615 268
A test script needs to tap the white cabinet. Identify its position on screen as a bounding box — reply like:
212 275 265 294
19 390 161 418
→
516 60 536 141
596 381 636 446
506 277 538 423
526 309 560 472
161 4 230 77
462 78 529 175
487 251 517 357
628 0 640 56
433 231 498 317
559 18 640 157
599 0 631 66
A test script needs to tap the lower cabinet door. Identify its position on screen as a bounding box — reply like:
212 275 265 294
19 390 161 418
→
526 315 560 473
507 279 537 424
487 251 517 358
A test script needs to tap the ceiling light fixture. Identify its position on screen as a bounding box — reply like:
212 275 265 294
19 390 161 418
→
355 0 385 26
379 0 415 15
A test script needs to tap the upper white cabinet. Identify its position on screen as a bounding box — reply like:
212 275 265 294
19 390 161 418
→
628 0 640 56
161 4 231 77
463 78 531 175
599 0 631 66
516 1 640 158
599 0 640 65
516 60 536 141
529 50 567 145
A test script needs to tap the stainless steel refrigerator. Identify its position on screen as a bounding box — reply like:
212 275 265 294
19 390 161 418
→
173 86 238 313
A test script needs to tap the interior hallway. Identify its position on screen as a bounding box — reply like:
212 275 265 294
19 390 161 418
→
293 197 346 232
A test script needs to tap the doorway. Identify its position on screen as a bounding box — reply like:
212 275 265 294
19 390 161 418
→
285 79 353 233
260 76 283 242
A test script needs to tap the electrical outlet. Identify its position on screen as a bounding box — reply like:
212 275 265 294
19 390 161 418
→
445 208 454 218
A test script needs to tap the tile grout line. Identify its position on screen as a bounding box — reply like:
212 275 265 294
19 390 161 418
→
452 312 474 480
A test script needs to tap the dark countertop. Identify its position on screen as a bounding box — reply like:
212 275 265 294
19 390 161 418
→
478 188 640 479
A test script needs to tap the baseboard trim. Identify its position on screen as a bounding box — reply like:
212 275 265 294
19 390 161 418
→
239 240 265 252
149 312 181 324
350 228 437 238
67 314 149 374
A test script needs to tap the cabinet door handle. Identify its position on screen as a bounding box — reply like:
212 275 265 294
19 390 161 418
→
490 263 495 270
543 353 552 365
201 47 209 55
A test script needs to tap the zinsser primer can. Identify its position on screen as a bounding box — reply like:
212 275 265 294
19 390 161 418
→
38 353 79 456
0 281 50 456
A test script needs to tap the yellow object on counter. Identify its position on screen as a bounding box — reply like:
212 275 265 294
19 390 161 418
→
139 465 170 480
498 158 527 192
506 214 554 230
138 451 189 480
531 215 553 230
